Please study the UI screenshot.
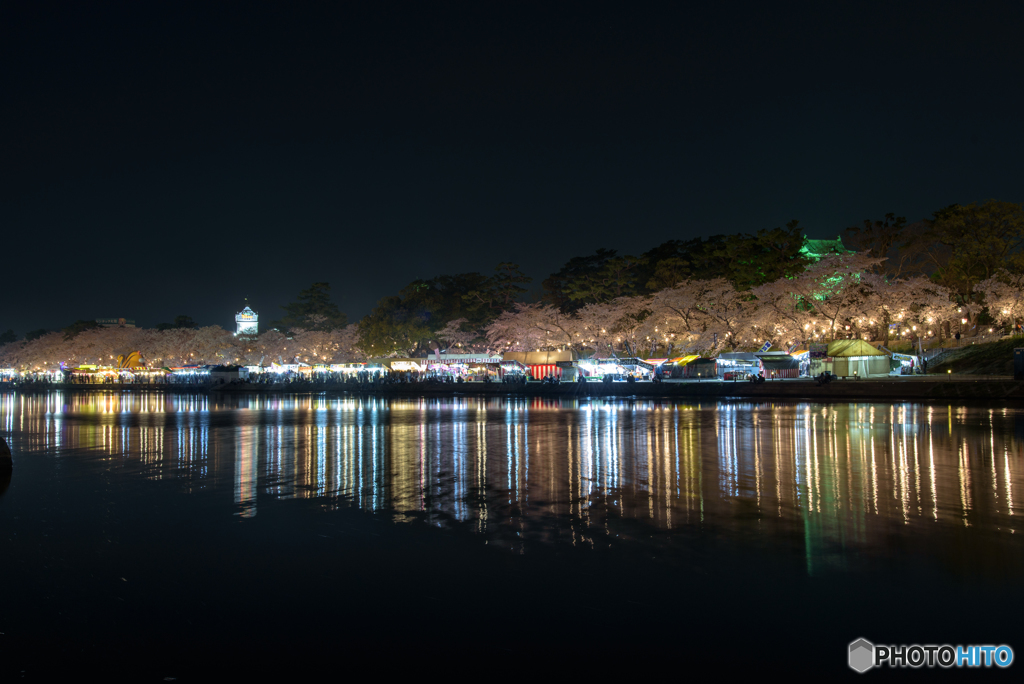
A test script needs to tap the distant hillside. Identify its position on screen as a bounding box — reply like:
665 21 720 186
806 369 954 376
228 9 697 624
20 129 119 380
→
929 338 1021 376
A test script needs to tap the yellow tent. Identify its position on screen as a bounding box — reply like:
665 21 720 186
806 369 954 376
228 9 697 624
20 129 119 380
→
827 340 889 377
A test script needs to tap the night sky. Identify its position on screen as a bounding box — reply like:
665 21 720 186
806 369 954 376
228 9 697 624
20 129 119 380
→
3 2 1023 335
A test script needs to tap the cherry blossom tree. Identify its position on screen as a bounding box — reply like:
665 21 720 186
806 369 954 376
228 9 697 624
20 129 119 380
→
784 254 883 341
433 318 482 353
485 303 583 354
977 269 1024 329
857 273 954 345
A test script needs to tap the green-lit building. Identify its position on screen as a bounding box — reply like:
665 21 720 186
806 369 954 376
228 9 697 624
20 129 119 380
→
800 235 853 262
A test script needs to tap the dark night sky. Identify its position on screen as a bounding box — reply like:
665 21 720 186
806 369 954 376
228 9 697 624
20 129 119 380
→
3 1 1023 334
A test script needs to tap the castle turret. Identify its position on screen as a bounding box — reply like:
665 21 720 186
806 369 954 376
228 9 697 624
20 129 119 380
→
235 305 258 336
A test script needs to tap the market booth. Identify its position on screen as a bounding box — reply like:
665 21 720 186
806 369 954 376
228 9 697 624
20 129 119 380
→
717 352 759 380
576 358 628 380
756 353 800 379
379 358 427 373
827 340 890 378
499 359 530 380
424 353 503 380
890 352 920 375
502 351 573 380
660 355 699 379
616 358 655 379
680 357 717 379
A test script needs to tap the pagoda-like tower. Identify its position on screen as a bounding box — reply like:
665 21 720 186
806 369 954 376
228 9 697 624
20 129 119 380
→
235 305 258 336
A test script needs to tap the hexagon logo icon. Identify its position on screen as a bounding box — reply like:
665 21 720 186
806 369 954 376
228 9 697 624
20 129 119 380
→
849 638 875 673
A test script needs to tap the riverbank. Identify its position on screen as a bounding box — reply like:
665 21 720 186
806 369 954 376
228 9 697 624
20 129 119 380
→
5 375 1024 401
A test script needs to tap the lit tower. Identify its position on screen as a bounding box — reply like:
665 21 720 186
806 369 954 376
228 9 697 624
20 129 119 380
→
235 302 258 336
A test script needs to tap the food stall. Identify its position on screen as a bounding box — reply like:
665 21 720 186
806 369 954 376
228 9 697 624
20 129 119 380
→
680 357 717 379
890 352 920 375
615 358 655 379
716 352 759 380
501 351 573 380
576 359 629 380
756 353 800 379
660 355 700 379
499 359 530 380
789 349 810 376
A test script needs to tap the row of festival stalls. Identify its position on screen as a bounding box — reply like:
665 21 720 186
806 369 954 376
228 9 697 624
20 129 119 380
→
373 355 506 381
423 353 506 381
808 340 890 378
244 362 388 381
67 352 177 383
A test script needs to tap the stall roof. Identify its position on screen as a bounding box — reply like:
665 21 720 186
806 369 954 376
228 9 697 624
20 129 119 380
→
718 352 759 361
503 351 573 364
666 355 700 366
427 353 503 364
597 357 654 370
759 354 799 369
827 340 887 357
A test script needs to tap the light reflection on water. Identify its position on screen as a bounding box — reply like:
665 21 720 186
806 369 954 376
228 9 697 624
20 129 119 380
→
3 391 1024 573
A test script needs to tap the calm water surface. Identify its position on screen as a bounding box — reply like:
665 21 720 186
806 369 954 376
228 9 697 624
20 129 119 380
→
2 391 1023 677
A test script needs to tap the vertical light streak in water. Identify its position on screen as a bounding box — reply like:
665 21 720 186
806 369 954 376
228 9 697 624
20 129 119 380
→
234 425 257 517
753 412 762 511
452 414 465 521
959 439 972 526
1005 450 1015 516
522 407 529 507
889 405 898 511
913 414 921 516
317 419 327 498
580 404 594 521
476 405 487 533
929 412 938 520
717 404 738 498
371 405 381 513
568 420 576 542
899 406 910 523
328 417 340 500
990 410 998 510
506 405 513 506
662 414 672 529
357 413 364 510
415 418 425 512
870 423 879 516
647 414 655 519
803 413 814 514
514 420 522 508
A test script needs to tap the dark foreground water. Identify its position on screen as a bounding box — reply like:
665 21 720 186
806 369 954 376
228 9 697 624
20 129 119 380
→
1 392 1023 679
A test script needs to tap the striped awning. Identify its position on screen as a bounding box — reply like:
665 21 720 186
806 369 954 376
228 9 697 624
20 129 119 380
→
529 364 563 378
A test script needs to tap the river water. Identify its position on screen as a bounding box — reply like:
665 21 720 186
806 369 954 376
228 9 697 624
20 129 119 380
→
2 391 1023 677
